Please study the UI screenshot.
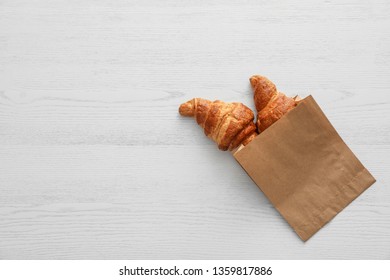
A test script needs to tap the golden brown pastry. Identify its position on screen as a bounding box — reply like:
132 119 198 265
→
179 98 258 151
250 75 297 132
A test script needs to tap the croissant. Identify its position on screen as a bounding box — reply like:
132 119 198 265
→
179 98 258 151
250 75 297 132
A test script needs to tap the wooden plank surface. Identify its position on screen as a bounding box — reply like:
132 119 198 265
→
0 0 389 259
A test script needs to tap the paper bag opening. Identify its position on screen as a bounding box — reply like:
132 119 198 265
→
234 95 376 241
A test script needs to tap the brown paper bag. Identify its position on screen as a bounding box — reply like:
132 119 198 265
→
234 95 376 241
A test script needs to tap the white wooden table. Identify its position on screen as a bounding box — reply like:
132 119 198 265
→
1 0 389 259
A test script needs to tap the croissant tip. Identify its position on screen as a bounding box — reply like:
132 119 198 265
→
179 99 195 117
249 75 263 88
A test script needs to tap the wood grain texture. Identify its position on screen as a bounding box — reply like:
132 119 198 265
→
0 0 389 259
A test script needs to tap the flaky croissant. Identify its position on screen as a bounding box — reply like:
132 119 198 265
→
179 98 258 151
250 75 297 132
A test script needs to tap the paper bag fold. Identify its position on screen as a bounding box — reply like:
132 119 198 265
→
234 95 376 241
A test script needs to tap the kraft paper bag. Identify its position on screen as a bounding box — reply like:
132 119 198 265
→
234 95 376 241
